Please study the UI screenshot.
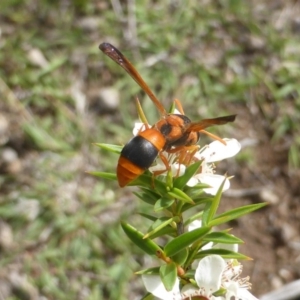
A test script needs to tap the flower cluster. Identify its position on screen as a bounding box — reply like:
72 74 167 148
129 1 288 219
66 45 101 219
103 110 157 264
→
142 254 257 300
142 221 257 300
94 104 265 300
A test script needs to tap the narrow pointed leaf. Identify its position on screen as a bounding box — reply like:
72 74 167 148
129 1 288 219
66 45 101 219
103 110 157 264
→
154 198 174 211
160 262 177 291
203 177 226 224
168 101 176 113
164 226 211 257
146 226 176 239
195 248 251 260
136 267 160 275
88 171 117 181
185 183 210 198
168 188 194 204
121 222 163 256
170 248 189 265
131 174 168 194
93 143 123 154
138 213 157 222
200 202 212 226
173 161 202 189
138 214 177 238
145 217 179 239
203 232 243 244
134 189 160 205
208 203 267 227
181 197 212 212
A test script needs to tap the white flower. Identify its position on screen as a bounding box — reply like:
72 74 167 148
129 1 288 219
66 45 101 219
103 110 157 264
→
222 260 259 300
188 220 238 269
195 138 241 163
187 138 241 195
142 255 226 300
142 275 181 300
142 255 258 300
181 255 227 299
188 173 231 195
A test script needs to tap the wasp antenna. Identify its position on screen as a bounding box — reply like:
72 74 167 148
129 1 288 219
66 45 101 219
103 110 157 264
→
99 42 166 116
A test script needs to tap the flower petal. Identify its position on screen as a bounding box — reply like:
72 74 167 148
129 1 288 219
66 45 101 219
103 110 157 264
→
197 139 241 163
142 275 181 300
194 174 230 195
237 288 260 300
149 162 166 173
224 281 239 300
195 255 226 294
180 284 198 297
186 177 198 187
133 122 148 136
170 163 186 177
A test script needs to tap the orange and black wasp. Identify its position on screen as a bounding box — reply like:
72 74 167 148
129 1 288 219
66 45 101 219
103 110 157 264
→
99 43 236 187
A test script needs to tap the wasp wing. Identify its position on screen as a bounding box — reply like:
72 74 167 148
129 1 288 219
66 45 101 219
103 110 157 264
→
99 42 166 116
185 115 236 132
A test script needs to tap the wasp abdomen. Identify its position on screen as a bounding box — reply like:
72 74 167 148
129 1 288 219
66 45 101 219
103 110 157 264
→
117 129 166 186
121 135 159 169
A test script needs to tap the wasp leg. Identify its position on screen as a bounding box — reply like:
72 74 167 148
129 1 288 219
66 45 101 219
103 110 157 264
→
200 130 228 145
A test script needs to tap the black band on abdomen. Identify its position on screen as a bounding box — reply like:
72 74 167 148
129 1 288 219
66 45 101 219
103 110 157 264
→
121 135 158 169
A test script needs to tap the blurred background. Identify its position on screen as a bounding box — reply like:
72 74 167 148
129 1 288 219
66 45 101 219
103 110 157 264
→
1 0 300 299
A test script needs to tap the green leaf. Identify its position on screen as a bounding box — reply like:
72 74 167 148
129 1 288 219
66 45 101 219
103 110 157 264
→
88 171 117 181
184 211 204 227
121 222 163 256
138 213 157 222
154 198 175 211
195 248 251 260
184 183 210 198
145 217 179 239
145 226 176 239
135 267 160 275
168 188 194 204
134 189 161 206
93 143 123 154
168 101 176 113
160 262 177 291
131 174 168 194
170 248 189 265
164 226 211 257
140 293 155 300
138 214 177 239
202 177 226 225
181 196 212 212
208 203 267 227
173 161 202 189
203 232 243 244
